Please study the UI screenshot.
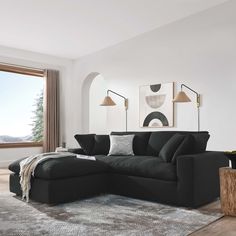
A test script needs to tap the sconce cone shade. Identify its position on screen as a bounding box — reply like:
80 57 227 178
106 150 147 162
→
173 91 191 103
100 96 116 106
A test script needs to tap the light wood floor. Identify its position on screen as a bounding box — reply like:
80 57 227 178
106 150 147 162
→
1 169 236 235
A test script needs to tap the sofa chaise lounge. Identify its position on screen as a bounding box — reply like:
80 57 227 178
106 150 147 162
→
9 131 228 208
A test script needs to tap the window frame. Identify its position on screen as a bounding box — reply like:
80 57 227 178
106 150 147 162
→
0 63 44 149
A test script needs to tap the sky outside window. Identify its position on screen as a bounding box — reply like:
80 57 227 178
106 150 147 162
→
0 71 44 139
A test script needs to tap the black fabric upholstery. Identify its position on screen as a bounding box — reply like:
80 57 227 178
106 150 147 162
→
176 151 228 207
9 156 108 180
159 134 185 162
108 174 178 205
111 131 151 155
8 157 26 174
192 132 210 153
9 151 228 207
74 134 110 155
10 173 108 204
92 135 110 155
147 132 174 156
146 131 210 156
75 131 209 156
171 134 195 164
9 131 228 208
68 148 85 155
9 155 176 182
95 155 177 181
74 134 95 155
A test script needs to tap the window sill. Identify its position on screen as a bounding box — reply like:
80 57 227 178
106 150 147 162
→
0 142 43 149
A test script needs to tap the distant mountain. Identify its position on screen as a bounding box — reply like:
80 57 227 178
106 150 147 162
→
0 135 33 143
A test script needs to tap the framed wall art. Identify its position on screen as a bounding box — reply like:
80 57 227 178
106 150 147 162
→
139 82 174 127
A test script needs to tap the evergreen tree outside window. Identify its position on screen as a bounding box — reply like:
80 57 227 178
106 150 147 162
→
31 90 43 142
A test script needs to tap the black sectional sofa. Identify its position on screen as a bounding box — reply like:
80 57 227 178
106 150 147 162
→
9 131 228 208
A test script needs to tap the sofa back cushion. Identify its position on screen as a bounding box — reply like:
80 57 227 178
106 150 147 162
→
110 131 151 155
147 132 174 156
75 131 209 156
171 134 195 164
74 134 95 155
74 134 110 155
159 134 186 162
147 131 210 156
192 132 210 153
93 135 110 155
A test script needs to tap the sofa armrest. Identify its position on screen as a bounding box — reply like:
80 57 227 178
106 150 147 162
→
68 148 85 155
176 151 228 207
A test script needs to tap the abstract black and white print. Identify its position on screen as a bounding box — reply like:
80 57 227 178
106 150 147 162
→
140 82 174 127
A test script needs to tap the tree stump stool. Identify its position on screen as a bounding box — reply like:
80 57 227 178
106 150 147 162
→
220 167 236 216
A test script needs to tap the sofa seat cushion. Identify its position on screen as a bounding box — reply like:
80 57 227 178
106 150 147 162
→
9 156 109 180
95 155 177 181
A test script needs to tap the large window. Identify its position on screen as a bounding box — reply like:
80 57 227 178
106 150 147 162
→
0 64 44 148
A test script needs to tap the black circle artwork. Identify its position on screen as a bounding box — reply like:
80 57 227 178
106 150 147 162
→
150 84 161 93
143 111 169 127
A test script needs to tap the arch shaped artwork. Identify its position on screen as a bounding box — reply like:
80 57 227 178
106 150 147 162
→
143 111 169 127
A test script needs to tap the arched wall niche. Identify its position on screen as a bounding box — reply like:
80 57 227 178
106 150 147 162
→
81 72 107 134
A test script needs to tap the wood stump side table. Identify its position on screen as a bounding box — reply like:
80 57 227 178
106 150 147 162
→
219 167 236 216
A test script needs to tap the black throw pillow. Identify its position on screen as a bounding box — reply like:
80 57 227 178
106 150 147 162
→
74 134 95 155
171 134 195 164
159 134 185 162
92 135 110 155
193 133 210 153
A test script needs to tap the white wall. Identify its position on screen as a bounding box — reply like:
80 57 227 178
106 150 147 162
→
0 147 43 167
89 75 107 134
0 46 73 167
1 1 235 162
71 1 236 151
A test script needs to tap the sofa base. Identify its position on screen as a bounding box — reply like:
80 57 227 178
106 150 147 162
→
108 174 179 205
10 173 182 206
9 172 222 207
10 173 108 204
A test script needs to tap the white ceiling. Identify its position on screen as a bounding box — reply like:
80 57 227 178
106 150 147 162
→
0 0 229 59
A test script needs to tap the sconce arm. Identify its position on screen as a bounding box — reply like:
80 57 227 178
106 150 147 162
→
181 84 200 107
107 90 128 110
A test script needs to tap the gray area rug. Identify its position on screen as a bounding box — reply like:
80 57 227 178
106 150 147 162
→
0 192 222 236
